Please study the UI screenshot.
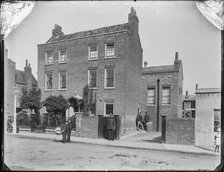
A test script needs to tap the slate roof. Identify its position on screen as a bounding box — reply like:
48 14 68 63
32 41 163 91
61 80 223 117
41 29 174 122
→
15 70 38 86
46 23 129 43
195 88 221 94
183 95 196 101
142 65 178 74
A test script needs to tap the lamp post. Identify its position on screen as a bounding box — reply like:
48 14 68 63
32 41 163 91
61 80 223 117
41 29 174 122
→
13 87 19 134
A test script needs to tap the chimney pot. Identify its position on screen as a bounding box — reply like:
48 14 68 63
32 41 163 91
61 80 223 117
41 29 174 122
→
186 90 188 97
144 61 148 67
175 52 179 61
196 83 198 90
29 63 31 67
26 60 28 67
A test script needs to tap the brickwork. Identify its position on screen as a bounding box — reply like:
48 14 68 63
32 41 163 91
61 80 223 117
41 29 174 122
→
166 117 195 145
141 54 183 131
75 114 98 138
38 8 142 135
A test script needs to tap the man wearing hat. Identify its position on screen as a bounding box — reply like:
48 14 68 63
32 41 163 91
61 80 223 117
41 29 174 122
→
107 113 116 141
66 118 73 142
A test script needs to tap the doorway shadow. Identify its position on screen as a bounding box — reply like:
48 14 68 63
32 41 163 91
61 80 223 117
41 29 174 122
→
142 135 162 143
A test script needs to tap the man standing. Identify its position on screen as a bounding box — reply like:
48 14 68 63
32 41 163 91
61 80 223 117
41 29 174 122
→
107 113 116 141
61 120 68 143
136 111 144 131
66 118 73 142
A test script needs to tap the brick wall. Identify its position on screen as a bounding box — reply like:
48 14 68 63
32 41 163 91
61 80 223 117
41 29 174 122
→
76 114 98 138
166 117 195 145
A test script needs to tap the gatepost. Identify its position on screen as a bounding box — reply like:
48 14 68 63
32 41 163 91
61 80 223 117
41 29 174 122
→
161 115 167 143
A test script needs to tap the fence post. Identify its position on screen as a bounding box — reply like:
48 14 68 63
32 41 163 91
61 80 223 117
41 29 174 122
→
161 115 167 143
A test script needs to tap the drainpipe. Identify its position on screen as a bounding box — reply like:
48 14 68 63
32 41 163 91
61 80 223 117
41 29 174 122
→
157 79 160 132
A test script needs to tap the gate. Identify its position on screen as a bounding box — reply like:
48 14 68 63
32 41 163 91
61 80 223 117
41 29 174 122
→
98 115 121 140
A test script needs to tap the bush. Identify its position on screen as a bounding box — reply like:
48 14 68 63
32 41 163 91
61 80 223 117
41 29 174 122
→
17 111 30 126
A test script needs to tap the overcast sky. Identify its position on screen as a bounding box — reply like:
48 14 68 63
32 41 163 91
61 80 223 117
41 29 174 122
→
4 1 221 95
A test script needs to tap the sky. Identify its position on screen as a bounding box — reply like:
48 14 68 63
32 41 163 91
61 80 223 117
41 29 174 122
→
4 1 221 95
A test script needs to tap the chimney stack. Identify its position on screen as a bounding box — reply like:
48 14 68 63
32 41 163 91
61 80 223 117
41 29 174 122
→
185 90 188 98
24 59 32 91
128 7 139 35
196 83 198 90
52 24 64 37
144 61 148 67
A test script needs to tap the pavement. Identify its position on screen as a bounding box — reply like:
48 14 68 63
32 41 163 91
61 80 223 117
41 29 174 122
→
5 129 220 156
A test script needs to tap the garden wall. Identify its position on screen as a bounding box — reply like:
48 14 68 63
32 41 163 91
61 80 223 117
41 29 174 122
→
166 117 195 145
75 114 98 138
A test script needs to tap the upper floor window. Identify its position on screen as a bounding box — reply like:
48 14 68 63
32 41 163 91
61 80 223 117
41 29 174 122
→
45 51 53 65
88 69 97 88
148 88 155 104
59 50 67 63
45 73 53 90
59 71 67 90
105 68 115 88
162 87 171 104
105 43 115 58
89 46 98 60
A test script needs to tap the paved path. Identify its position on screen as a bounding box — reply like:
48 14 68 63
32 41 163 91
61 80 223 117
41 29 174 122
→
5 130 219 156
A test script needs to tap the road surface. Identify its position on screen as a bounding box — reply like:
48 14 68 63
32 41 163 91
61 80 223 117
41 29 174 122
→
4 135 220 170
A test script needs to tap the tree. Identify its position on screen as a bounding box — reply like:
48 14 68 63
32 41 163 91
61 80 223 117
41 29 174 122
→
82 84 95 115
19 87 42 113
43 95 69 126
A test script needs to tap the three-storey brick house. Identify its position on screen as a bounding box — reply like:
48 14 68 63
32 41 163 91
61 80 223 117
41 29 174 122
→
38 8 142 132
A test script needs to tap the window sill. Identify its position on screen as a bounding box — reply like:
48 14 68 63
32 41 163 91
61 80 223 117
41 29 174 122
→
88 58 98 61
45 89 53 92
58 89 67 91
147 104 156 106
58 62 67 64
105 56 116 59
104 87 115 90
89 87 98 90
45 63 53 66
162 104 171 106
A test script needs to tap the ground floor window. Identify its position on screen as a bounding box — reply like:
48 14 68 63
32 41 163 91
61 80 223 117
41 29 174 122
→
104 101 114 115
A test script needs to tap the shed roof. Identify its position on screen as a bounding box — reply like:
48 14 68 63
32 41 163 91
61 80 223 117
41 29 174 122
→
195 88 221 94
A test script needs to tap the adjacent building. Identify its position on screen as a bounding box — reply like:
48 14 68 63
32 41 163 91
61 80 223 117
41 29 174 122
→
195 87 221 147
182 90 196 118
141 52 183 131
38 8 142 132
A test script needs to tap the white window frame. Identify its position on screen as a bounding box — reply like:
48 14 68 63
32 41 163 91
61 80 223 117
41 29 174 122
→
58 71 67 90
147 88 156 105
104 101 114 116
45 73 53 91
105 43 115 58
88 45 98 60
59 50 67 63
104 68 115 89
45 51 53 65
88 69 98 88
162 87 171 105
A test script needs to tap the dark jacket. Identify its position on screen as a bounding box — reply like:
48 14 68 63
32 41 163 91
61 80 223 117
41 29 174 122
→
136 114 143 123
107 117 116 130
61 123 67 133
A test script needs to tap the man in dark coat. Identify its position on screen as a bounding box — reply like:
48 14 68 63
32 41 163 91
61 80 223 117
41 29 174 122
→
107 113 116 141
136 111 144 130
66 118 73 142
61 121 68 143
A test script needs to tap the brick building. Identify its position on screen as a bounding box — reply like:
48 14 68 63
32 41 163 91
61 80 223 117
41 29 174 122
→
37 8 142 133
182 90 196 118
141 52 183 131
4 48 37 128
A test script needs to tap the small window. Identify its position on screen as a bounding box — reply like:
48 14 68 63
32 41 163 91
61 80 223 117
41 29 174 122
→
88 69 97 88
105 102 114 115
45 51 53 65
105 68 115 88
45 73 53 90
59 50 67 63
106 43 115 57
59 72 67 90
162 87 171 104
89 46 98 60
148 88 155 104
